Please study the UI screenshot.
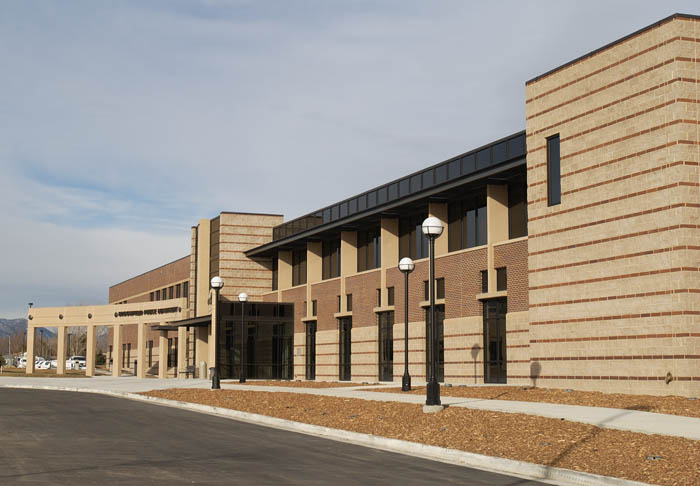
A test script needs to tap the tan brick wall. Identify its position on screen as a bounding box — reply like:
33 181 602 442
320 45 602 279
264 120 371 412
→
109 256 190 303
215 212 283 302
526 15 700 396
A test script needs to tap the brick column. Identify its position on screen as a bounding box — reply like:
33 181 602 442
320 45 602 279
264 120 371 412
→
158 330 168 379
25 326 36 374
112 324 122 377
86 326 96 377
56 327 66 374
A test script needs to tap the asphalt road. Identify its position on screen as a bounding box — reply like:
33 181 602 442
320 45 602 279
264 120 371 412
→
0 389 548 485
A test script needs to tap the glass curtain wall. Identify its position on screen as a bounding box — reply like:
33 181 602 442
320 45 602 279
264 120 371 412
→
218 303 294 380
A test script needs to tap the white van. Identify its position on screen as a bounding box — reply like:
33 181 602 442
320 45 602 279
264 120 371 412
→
67 356 86 370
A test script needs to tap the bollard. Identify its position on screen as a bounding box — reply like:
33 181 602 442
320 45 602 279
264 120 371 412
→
199 361 207 379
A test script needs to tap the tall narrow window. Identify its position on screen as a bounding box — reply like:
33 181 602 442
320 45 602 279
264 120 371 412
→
271 257 278 291
346 294 353 312
547 135 561 206
448 193 487 252
175 284 181 298
496 267 507 291
292 249 307 286
399 214 429 260
322 240 341 279
357 227 382 272
387 286 395 306
312 300 317 317
183 281 189 298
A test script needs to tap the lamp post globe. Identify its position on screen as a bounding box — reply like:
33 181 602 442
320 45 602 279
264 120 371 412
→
421 216 443 408
238 292 248 383
421 216 444 237
398 257 415 273
210 276 224 390
398 257 415 391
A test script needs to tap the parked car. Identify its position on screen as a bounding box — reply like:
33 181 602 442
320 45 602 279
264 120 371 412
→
37 360 52 370
66 356 86 370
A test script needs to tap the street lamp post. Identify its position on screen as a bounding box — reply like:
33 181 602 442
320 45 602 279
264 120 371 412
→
238 292 248 383
210 276 224 390
398 257 415 392
421 216 444 407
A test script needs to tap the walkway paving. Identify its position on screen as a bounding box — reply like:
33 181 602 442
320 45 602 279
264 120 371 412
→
2 376 699 441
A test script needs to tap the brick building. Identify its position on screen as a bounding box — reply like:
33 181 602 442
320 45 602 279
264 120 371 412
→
28 14 700 397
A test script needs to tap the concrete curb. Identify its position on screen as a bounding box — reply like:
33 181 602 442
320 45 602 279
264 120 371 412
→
2 384 655 486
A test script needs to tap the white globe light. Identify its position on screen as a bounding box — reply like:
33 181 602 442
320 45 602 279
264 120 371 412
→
398 257 415 273
210 276 224 289
238 292 248 302
421 216 444 237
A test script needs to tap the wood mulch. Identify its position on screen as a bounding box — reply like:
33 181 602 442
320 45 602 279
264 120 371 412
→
223 380 377 388
366 386 700 419
142 388 700 486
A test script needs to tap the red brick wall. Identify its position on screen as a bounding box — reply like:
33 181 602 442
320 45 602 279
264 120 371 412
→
387 248 488 323
310 279 341 332
494 239 529 312
345 270 381 328
109 256 190 303
281 286 306 334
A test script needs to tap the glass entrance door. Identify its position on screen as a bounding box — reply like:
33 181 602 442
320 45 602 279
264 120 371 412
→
483 298 507 383
425 305 445 382
305 321 316 380
378 312 394 382
338 317 352 381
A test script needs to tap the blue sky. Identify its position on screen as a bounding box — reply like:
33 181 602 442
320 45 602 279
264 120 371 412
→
1 1 698 317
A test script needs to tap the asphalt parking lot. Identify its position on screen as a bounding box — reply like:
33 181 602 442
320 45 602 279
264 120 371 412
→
0 388 548 485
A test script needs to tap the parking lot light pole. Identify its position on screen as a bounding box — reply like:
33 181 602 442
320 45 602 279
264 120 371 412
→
210 276 224 390
398 257 415 392
421 216 444 407
238 292 248 383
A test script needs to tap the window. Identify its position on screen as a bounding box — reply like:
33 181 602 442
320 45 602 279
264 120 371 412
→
322 240 341 279
337 295 341 313
399 214 429 260
168 286 174 299
150 292 154 302
508 177 528 238
122 344 127 368
312 300 317 317
346 294 352 312
161 288 167 300
448 193 487 252
155 291 160 301
496 267 507 291
175 284 181 298
424 279 444 300
481 270 489 293
547 134 561 206
147 340 153 367
292 249 307 286
377 288 382 307
167 338 173 367
357 228 381 272
271 257 278 291
387 286 395 306
183 281 189 298
436 278 445 299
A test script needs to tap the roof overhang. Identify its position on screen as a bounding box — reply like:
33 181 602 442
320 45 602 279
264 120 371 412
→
167 315 211 328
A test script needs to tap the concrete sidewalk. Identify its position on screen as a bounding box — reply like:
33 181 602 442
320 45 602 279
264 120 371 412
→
2 376 699 441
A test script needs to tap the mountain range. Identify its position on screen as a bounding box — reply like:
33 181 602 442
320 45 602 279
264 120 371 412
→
0 318 55 338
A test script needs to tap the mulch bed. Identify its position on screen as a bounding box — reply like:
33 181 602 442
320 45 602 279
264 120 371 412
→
224 380 377 388
367 386 700 419
142 388 700 486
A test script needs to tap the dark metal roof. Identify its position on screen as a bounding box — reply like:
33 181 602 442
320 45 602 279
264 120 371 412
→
526 13 700 85
246 131 526 257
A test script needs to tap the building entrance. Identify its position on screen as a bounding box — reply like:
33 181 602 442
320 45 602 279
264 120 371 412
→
218 302 294 380
483 298 507 383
